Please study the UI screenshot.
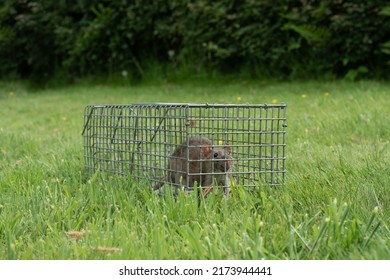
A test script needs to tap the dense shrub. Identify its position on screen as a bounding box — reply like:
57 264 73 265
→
0 0 389 81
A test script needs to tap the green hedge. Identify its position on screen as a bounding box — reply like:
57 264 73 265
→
0 0 389 81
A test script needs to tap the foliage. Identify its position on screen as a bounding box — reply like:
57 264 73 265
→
379 4 390 64
0 80 389 259
0 0 389 81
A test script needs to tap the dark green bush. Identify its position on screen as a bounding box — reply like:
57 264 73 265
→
0 0 389 81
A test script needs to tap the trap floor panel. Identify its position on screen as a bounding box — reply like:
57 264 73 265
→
83 103 287 188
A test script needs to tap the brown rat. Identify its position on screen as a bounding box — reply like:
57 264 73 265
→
153 136 233 196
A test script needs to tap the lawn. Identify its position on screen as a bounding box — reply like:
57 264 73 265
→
0 79 389 259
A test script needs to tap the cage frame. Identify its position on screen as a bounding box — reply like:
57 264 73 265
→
82 103 287 191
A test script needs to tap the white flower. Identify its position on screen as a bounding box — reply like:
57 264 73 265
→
168 50 175 59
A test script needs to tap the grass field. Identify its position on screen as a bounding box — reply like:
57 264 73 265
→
0 79 389 259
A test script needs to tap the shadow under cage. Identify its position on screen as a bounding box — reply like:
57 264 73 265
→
82 103 287 190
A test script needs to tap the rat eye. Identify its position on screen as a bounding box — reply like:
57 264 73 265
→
213 152 218 158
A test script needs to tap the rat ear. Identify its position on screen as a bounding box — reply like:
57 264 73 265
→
224 144 231 154
202 145 212 156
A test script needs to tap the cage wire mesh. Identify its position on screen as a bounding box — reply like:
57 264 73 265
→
82 103 287 190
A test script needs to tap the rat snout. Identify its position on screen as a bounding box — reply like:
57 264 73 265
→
216 158 233 172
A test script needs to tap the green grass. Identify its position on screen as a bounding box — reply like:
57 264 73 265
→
0 79 389 259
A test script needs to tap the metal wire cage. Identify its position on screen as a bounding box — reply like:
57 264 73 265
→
82 103 287 189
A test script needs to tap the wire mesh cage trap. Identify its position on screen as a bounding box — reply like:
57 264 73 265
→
82 103 287 191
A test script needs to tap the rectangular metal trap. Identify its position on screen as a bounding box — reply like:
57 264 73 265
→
82 103 287 190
